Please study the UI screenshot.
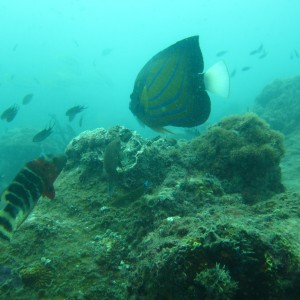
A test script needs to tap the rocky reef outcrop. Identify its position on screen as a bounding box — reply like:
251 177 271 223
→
254 76 300 134
0 116 299 300
189 113 285 202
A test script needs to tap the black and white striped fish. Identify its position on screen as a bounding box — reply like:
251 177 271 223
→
0 154 66 242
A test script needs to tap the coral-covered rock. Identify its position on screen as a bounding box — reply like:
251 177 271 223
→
1 122 299 300
189 113 285 202
254 76 300 134
127 215 299 300
65 125 182 191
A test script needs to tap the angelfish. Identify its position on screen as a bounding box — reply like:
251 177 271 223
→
0 154 66 241
130 36 230 133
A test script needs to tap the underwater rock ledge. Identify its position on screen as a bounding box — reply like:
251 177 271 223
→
1 115 300 300
65 113 284 204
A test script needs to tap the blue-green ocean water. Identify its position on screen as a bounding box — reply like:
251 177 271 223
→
0 0 299 138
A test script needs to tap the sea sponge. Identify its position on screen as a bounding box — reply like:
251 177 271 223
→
190 113 284 202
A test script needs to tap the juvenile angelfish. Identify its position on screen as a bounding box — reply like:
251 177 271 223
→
0 154 66 241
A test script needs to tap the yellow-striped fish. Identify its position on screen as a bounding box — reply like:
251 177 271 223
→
130 35 230 132
0 154 66 242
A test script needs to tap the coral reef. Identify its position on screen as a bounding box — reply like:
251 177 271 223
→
189 113 285 202
127 206 300 299
0 120 299 299
254 76 300 134
65 125 176 193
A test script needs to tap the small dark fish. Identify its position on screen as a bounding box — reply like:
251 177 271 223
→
34 77 40 85
1 104 19 122
249 43 263 55
32 121 55 142
294 49 299 58
112 180 150 207
241 66 251 72
101 48 113 56
259 50 268 59
230 69 237 78
249 49 258 55
104 138 122 194
104 138 122 180
0 154 66 241
216 50 228 57
65 105 87 122
12 44 18 51
73 39 79 47
22 93 34 105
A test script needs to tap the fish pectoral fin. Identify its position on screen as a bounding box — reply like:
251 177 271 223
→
204 60 230 98
151 127 174 134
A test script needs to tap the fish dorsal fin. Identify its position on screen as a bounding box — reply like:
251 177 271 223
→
204 60 230 98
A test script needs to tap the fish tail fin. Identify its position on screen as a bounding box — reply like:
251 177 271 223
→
204 60 230 98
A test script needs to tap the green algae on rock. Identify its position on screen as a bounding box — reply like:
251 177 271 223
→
190 113 285 202
127 210 300 299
